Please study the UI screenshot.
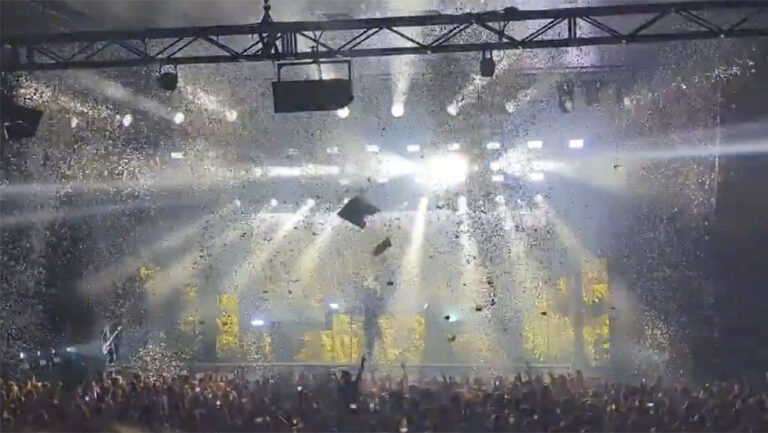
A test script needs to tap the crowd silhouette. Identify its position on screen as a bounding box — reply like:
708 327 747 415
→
2 357 767 432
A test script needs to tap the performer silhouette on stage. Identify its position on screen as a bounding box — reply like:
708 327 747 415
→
101 322 122 368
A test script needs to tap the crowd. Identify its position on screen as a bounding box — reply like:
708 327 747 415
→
2 356 768 432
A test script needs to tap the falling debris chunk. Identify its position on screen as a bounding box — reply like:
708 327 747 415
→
444 315 451 321
337 196 380 228
540 311 547 316
475 304 483 312
372 237 392 256
448 334 457 343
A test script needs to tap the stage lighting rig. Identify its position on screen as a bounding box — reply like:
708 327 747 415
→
272 59 354 113
480 51 496 78
157 65 179 91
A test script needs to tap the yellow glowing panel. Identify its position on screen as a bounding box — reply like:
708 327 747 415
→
374 315 424 364
522 312 575 362
295 330 334 363
216 294 239 356
583 314 610 366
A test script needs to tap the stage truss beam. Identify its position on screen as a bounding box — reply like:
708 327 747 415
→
1 1 767 72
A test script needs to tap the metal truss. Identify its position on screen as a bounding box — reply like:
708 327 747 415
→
1 1 767 72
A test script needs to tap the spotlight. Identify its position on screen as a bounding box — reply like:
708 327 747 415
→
269 198 279 207
447 142 461 151
491 174 505 182
326 146 340 154
489 161 502 172
486 141 501 150
1 94 43 141
19 352 25 359
446 103 459 116
122 113 133 127
336 106 350 119
329 303 340 310
527 140 543 149
225 110 238 122
406 144 420 153
157 67 179 91
480 51 496 78
418 153 469 190
365 145 380 153
173 112 185 124
529 172 545 181
376 177 389 184
170 151 184 159
568 139 584 149
65 347 76 353
250 319 265 327
557 80 576 113
391 103 405 118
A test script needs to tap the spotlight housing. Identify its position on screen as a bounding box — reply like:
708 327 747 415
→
157 68 179 91
480 51 496 78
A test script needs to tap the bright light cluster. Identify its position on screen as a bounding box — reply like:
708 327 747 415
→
415 153 470 190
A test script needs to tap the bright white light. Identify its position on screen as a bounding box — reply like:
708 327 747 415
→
266 165 340 177
527 140 543 149
406 144 420 153
489 161 502 172
457 196 468 214
329 303 340 310
250 319 265 327
306 198 316 206
447 314 458 322
486 141 501 150
534 193 544 203
122 113 133 127
326 146 340 154
65 347 76 353
269 198 279 207
338 178 350 185
495 195 505 205
225 109 238 122
569 138 584 149
447 142 461 151
377 177 390 184
529 172 545 181
491 174 505 182
170 151 184 159
417 153 469 190
234 199 242 208
173 112 185 124
447 103 459 116
70 117 79 128
423 303 429 310
391 103 405 118
366 145 380 153
336 107 350 119
19 352 25 359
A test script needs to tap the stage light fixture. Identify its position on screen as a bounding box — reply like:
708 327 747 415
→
391 103 405 118
529 172 545 181
122 113 133 127
491 174 505 182
173 112 185 124
329 303 340 310
170 151 184 159
269 198 279 207
157 66 179 91
486 141 501 150
365 144 380 153
250 319 265 326
480 51 496 78
406 144 420 153
447 142 461 151
1 94 43 141
527 140 543 149
569 138 584 149
336 106 350 118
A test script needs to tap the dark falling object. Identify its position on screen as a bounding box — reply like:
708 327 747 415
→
444 315 451 321
372 237 392 256
337 196 380 228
